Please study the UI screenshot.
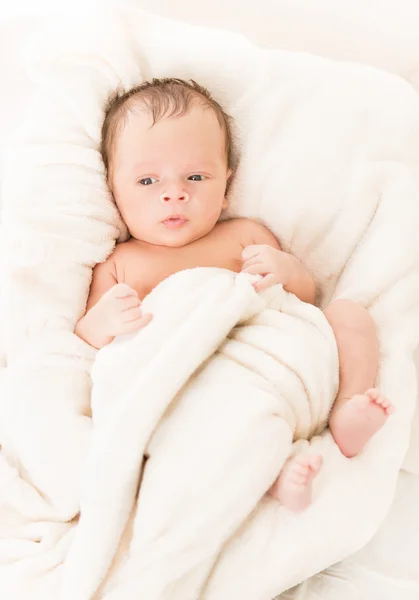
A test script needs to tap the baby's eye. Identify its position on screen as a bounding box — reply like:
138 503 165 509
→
139 177 158 186
187 174 206 181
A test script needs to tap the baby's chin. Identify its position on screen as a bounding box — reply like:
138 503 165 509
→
134 222 216 248
131 228 202 248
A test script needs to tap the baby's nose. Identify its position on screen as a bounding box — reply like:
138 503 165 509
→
160 188 189 204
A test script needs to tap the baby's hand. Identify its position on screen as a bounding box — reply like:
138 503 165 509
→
241 245 291 292
76 284 152 349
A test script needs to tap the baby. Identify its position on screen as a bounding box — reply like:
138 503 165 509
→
75 78 393 511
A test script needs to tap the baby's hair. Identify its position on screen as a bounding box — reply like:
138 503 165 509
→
101 77 235 180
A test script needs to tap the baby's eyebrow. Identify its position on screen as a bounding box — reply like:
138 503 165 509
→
183 161 218 170
131 162 157 171
131 160 218 172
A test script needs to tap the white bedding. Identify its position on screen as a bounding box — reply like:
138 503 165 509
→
283 470 419 600
1 4 419 599
133 0 419 92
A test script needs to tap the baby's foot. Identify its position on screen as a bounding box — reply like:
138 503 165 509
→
269 454 323 512
330 388 394 458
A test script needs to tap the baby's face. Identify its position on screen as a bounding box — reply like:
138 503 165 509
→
110 103 231 247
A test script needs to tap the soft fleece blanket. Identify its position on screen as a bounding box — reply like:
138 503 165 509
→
63 269 337 599
1 5 419 600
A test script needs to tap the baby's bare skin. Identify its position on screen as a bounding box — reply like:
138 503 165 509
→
106 219 251 303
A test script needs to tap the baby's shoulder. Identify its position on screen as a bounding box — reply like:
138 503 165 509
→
215 217 256 237
109 239 151 277
111 240 146 261
216 218 279 247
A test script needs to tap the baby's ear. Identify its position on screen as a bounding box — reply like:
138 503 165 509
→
105 166 115 192
106 180 117 205
224 168 233 206
107 185 115 201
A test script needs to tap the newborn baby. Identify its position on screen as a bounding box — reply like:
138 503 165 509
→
76 78 393 511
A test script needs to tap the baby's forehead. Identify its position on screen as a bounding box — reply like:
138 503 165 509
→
118 102 224 146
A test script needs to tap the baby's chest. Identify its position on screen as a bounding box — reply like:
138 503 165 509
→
123 242 242 299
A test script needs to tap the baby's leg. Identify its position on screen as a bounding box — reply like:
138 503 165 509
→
324 299 393 458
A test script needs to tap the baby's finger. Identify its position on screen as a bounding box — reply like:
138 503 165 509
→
130 312 153 330
241 255 264 270
253 273 277 292
122 306 144 323
112 283 139 299
119 313 153 334
241 245 262 261
119 296 141 311
138 312 153 328
242 263 267 276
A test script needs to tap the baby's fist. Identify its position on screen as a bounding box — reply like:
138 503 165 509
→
76 283 152 349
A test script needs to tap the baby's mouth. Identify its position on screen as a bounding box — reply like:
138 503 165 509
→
162 215 188 229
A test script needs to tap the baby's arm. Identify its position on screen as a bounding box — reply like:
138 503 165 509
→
75 257 151 349
239 219 316 304
85 259 119 312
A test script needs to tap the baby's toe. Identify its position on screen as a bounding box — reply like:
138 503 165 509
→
375 395 393 413
380 396 393 410
365 388 380 401
293 463 309 476
309 455 323 471
289 473 305 486
291 469 307 482
374 393 387 405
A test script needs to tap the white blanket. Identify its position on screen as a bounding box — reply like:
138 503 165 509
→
62 268 337 599
1 5 419 599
